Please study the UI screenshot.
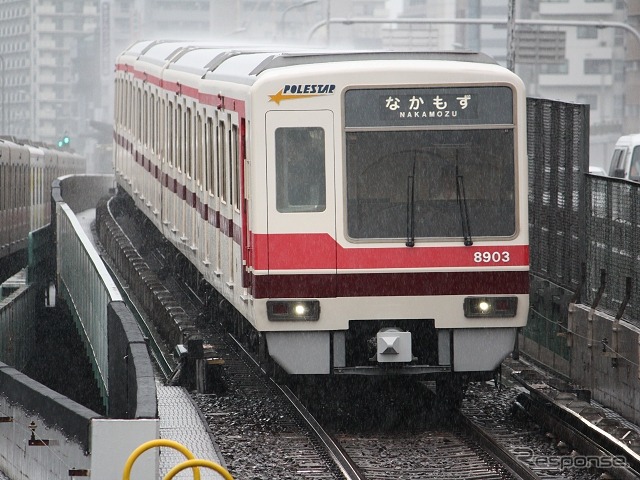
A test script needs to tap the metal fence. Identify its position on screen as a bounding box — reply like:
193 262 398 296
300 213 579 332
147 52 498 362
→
56 202 122 405
585 177 640 323
527 97 640 346
525 98 589 356
527 97 589 293
0 285 37 370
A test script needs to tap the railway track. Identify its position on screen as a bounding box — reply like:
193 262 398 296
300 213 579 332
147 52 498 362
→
101 198 621 480
106 209 533 479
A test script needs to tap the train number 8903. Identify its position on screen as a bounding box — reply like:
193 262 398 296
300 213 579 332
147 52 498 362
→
473 251 510 263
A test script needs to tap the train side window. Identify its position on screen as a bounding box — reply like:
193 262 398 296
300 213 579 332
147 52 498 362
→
122 81 126 129
151 93 156 153
130 84 135 133
206 117 215 195
186 106 193 178
125 82 130 131
168 102 174 167
160 98 166 163
275 127 326 213
178 104 184 172
196 112 203 187
120 80 124 127
136 87 141 141
142 90 148 146
232 124 240 210
131 84 136 133
219 120 227 203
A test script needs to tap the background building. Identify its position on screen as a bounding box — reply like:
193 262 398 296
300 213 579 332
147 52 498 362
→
0 0 99 149
1 0 639 171
522 0 628 168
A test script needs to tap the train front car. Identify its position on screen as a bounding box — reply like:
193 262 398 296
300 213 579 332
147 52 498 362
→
249 52 529 393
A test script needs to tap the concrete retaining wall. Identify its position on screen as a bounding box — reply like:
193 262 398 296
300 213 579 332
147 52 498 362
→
521 303 640 425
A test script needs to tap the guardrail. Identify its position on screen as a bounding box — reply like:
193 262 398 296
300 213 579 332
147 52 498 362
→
56 200 122 406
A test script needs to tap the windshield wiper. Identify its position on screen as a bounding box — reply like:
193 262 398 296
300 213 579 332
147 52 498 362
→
456 166 473 246
406 171 415 247
405 152 418 247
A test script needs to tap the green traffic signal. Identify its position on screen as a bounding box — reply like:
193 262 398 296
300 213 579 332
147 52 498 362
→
58 133 70 148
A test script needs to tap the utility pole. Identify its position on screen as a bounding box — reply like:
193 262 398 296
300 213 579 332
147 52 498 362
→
507 0 516 72
326 0 331 46
0 55 5 133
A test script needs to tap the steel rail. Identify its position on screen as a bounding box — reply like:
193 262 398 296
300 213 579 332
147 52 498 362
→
516 392 640 480
455 410 542 480
278 385 365 480
228 334 365 480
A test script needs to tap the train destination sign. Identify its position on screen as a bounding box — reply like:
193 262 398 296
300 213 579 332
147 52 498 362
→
344 86 513 128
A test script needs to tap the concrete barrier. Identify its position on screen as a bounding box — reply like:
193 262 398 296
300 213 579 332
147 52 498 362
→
107 301 157 419
0 362 98 477
521 303 640 425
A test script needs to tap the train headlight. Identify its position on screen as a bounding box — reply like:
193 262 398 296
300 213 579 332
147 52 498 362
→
267 300 320 321
464 297 518 318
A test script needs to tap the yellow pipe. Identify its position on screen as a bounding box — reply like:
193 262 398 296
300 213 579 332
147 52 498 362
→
122 439 201 480
163 459 234 480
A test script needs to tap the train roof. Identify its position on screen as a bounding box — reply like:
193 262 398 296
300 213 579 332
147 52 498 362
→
123 39 155 56
247 50 497 75
211 50 498 85
168 47 273 77
120 42 502 86
137 41 208 67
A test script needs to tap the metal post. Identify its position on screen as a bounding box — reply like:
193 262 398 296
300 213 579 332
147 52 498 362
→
506 0 516 72
325 0 331 46
0 55 5 133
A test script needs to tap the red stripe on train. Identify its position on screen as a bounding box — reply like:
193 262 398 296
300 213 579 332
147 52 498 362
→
254 233 528 270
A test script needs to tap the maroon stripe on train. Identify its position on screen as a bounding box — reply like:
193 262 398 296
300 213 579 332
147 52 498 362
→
251 271 529 299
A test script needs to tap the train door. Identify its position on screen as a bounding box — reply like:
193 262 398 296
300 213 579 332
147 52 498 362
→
265 110 337 295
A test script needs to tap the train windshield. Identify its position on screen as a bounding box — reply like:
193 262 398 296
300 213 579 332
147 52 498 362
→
345 128 515 240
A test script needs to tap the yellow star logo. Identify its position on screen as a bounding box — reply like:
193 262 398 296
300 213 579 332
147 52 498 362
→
268 89 322 105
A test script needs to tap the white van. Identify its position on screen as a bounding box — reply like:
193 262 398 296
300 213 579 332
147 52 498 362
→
608 133 640 181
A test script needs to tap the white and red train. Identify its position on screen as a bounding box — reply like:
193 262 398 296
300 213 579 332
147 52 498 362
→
114 41 529 391
0 137 85 280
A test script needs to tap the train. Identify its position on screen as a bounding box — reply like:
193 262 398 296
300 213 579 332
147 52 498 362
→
114 40 529 399
0 137 86 283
